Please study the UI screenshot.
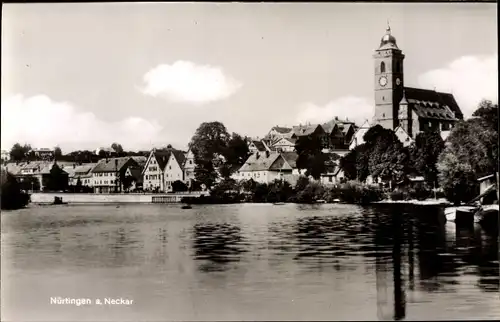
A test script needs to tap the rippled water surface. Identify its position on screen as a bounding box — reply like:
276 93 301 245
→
1 203 499 321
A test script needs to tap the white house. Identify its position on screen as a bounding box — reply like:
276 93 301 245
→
183 149 196 188
66 163 97 186
349 120 372 150
235 151 299 184
91 157 138 193
394 126 414 147
269 137 296 152
1 150 9 163
164 150 186 192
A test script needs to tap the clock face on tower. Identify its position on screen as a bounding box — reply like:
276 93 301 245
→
379 76 387 87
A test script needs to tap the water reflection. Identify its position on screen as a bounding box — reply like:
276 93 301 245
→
1 204 498 321
191 222 248 272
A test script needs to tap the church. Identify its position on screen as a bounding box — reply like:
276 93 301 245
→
373 24 463 138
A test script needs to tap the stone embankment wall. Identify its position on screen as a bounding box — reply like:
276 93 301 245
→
30 192 208 204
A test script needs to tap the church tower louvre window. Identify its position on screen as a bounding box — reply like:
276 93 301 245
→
380 62 386 73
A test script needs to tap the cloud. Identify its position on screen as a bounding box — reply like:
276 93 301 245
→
139 60 242 104
1 95 163 152
418 54 498 117
296 96 373 126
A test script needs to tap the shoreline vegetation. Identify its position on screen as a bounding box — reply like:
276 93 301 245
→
0 169 31 210
181 177 448 206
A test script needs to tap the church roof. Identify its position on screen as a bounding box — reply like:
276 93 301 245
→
378 24 399 50
403 87 463 121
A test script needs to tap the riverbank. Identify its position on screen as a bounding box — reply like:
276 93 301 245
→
374 198 452 206
29 192 454 207
30 192 208 204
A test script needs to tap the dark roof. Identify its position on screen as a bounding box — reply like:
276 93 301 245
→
128 167 143 181
251 140 267 152
149 148 186 170
171 150 187 169
292 124 324 137
272 126 293 134
281 152 298 168
239 152 281 172
404 87 463 120
92 157 137 173
322 119 356 134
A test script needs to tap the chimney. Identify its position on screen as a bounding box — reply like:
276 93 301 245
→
335 116 338 121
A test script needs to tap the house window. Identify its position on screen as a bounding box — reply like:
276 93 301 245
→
169 166 171 170
189 160 192 165
380 62 386 73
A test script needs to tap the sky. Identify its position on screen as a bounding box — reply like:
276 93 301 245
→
1 3 497 153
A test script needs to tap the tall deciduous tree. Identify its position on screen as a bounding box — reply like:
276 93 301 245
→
189 121 230 188
219 133 251 178
54 146 62 160
410 131 444 186
295 134 327 180
437 100 498 203
10 143 31 161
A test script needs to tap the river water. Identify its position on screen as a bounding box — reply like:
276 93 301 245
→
1 203 499 321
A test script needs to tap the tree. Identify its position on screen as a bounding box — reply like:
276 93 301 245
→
189 121 230 188
370 143 411 183
363 125 407 184
436 100 498 203
1 169 30 210
437 151 478 205
295 134 327 180
220 133 251 178
410 131 444 186
111 143 124 154
54 146 62 160
10 143 31 161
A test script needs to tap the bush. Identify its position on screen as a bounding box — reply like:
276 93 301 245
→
390 190 406 201
296 181 324 204
339 180 384 204
408 183 432 200
1 170 30 210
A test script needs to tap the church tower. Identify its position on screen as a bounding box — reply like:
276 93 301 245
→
373 23 405 129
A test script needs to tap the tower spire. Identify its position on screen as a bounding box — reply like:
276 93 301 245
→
386 19 391 33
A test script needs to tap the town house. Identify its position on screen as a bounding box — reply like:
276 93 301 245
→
183 149 196 188
91 157 139 193
164 150 186 192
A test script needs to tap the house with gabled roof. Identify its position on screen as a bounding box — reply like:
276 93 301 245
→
264 126 294 142
248 140 268 153
66 163 97 187
270 137 296 152
235 151 298 184
349 120 372 150
183 148 196 188
142 147 188 192
91 157 138 193
394 125 414 147
164 149 187 192
4 160 69 191
291 124 329 148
